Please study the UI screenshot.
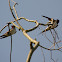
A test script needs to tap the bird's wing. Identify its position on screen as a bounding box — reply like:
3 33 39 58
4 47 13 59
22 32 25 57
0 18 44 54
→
0 31 10 39
38 26 51 35
0 35 8 39
42 16 52 21
0 29 13 39
42 26 51 33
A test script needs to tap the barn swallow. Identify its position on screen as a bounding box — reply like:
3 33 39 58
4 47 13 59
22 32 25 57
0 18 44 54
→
40 16 59 33
0 25 16 39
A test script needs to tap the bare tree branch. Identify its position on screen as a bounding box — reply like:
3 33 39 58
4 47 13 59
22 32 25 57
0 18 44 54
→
0 0 61 62
26 42 39 62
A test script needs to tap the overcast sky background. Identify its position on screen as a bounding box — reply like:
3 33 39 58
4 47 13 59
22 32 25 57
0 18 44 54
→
0 0 62 62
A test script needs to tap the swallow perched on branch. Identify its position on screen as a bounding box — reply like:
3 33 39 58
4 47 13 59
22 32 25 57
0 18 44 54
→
41 16 59 33
0 25 16 39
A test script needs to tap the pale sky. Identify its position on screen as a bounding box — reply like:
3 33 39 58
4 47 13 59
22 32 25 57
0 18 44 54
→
0 0 62 62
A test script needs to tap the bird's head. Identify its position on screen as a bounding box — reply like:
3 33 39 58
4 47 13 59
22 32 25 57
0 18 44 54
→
11 25 15 29
56 19 59 24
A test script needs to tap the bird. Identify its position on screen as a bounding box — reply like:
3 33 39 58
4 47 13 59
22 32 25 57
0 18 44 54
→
0 25 16 39
40 16 59 33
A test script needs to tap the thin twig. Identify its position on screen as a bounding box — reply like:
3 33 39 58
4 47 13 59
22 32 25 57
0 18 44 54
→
41 48 45 62
7 24 11 62
53 29 59 40
0 24 8 33
50 29 59 48
10 35 12 62
12 0 19 19
44 33 53 44
50 51 55 62
39 44 62 52
8 23 13 62
50 30 56 48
